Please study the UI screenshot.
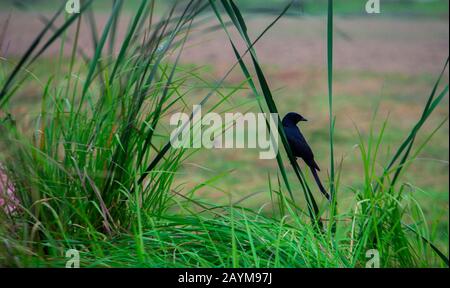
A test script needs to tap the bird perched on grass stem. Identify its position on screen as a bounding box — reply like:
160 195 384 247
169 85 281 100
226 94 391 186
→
282 112 331 201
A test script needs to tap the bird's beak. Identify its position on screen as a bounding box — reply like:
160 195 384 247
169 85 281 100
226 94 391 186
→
301 118 308 122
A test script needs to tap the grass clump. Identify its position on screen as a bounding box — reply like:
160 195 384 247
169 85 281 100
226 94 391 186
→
0 0 448 267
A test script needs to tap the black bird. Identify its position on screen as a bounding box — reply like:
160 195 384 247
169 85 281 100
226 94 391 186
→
282 112 331 201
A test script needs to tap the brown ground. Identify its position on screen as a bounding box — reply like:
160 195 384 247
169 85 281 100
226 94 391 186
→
0 12 448 75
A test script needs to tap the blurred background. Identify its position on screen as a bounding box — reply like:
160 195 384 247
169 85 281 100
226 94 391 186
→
1 0 448 246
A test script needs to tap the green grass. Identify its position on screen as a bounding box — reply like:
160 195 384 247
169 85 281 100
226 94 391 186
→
0 0 448 267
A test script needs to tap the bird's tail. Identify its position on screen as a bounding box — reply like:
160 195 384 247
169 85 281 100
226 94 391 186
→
310 167 331 201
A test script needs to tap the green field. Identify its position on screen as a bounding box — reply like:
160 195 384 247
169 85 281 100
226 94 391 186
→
0 0 448 267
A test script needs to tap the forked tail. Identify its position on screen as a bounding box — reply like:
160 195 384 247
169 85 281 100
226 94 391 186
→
310 167 331 201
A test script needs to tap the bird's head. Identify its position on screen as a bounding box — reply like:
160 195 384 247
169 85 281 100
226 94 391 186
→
282 112 307 126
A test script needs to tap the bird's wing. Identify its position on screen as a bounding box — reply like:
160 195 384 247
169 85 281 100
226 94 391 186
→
287 133 313 158
286 130 320 171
